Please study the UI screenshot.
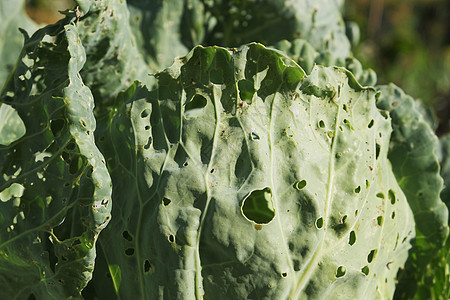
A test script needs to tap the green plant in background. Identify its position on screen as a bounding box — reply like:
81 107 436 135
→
0 0 448 299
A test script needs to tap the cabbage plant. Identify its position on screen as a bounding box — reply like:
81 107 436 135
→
0 0 448 299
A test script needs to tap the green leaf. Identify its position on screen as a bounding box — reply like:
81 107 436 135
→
74 0 152 109
274 38 377 87
439 135 450 207
376 84 449 299
108 264 122 294
0 0 38 88
0 103 26 146
202 0 350 59
0 22 111 298
88 44 414 299
125 0 353 81
127 0 206 71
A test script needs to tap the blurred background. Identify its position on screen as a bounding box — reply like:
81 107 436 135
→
25 0 449 135
344 0 450 136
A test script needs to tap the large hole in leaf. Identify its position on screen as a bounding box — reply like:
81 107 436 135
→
238 79 255 103
185 94 207 114
241 187 275 224
69 156 82 174
50 119 65 137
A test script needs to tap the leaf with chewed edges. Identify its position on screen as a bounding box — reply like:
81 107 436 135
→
0 22 111 299
89 44 414 299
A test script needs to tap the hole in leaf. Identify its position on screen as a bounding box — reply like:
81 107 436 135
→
144 260 153 273
50 119 65 137
281 272 288 278
168 234 175 243
125 248 135 256
250 131 260 141
145 125 150 130
86 166 93 178
366 180 370 188
331 214 348 234
294 180 307 190
354 186 361 193
367 249 377 263
394 233 399 250
185 94 207 112
162 198 171 206
375 143 381 159
336 266 346 278
318 120 325 128
210 168 215 174
238 79 255 103
343 104 348 112
377 216 383 226
355 210 358 216
122 231 133 241
183 161 189 167
388 189 396 204
376 192 384 199
361 266 370 276
368 119 374 128
80 120 87 128
144 137 152 150
241 187 275 224
141 109 150 118
315 217 323 229
349 230 356 245
391 211 396 219
69 156 82 174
